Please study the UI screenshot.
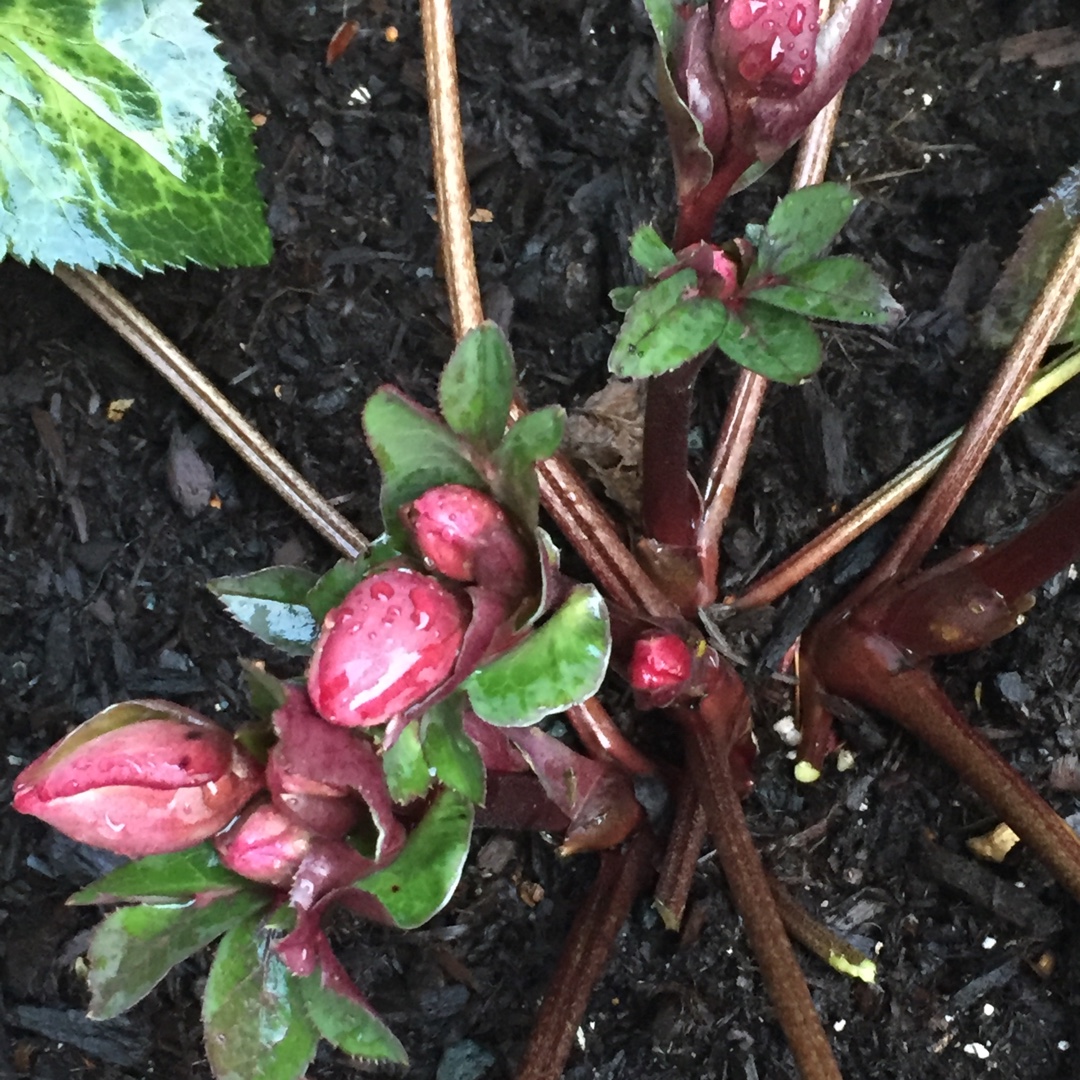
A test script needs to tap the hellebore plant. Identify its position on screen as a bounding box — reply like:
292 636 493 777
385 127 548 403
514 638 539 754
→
13 1 1080 1079
13 324 630 1078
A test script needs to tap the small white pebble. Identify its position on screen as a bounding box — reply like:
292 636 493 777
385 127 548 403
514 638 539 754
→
773 715 801 746
836 748 856 772
963 1043 990 1060
982 936 997 949
983 1003 995 1017
1059 1041 1071 1051
833 1019 847 1033
576 1026 586 1050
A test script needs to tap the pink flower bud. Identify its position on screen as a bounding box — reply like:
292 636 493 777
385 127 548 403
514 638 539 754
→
401 484 531 593
12 701 262 858
214 799 312 886
308 566 467 727
628 632 694 693
265 753 362 839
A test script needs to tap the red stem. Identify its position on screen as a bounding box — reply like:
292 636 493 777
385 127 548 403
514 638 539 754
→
515 831 656 1080
967 480 1080 607
642 357 706 547
675 671 843 1080
807 618 1080 903
653 784 708 930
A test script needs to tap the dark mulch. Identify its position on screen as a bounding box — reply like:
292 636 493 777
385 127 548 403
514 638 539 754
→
3 0 1080 1077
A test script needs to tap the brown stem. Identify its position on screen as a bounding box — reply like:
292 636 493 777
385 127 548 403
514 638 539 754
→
732 348 1080 610
856 220 1080 600
676 676 843 1080
566 697 657 778
55 267 369 560
697 369 769 602
807 619 1080 903
653 784 708 931
767 873 876 984
696 73 844 602
419 0 483 338
515 831 656 1080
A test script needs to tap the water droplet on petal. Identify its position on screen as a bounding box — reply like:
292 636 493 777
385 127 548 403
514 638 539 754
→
728 0 770 31
371 582 394 601
791 65 810 86
738 40 784 83
788 4 805 34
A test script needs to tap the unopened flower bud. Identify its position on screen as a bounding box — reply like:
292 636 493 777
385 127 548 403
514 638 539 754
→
401 484 531 594
12 701 262 858
214 799 312 886
629 632 694 693
308 566 467 727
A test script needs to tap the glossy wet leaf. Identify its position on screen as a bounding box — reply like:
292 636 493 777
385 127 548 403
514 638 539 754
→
752 256 902 325
298 969 407 1064
439 321 516 451
87 890 266 1019
381 720 431 804
609 269 730 379
208 567 320 655
755 184 858 276
490 405 564 530
713 299 823 384
357 789 473 929
464 585 611 726
70 842 249 905
981 164 1080 347
363 387 484 540
0 0 270 272
629 224 677 276
305 557 372 624
204 915 318 1080
421 698 485 805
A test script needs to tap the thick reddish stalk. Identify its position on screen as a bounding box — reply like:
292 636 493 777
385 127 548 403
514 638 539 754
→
675 673 843 1080
515 831 656 1080
642 357 707 547
966 481 1080 607
807 620 1080 903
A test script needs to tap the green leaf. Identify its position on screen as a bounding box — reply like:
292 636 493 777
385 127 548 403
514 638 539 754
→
421 698 485 805
752 257 902 325
0 0 270 272
489 406 564 530
438 321 516 451
629 224 677 276
609 270 731 379
70 842 248 905
381 720 431 804
298 971 407 1064
643 0 678 54
714 300 823 384
87 890 267 1019
980 165 1080 347
357 789 473 929
497 407 565 468
204 916 318 1080
755 184 858 276
305 557 371 624
609 284 641 313
208 567 320 656
363 388 485 540
464 585 611 726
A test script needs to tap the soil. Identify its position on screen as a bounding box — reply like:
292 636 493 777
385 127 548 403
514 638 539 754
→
3 0 1080 1078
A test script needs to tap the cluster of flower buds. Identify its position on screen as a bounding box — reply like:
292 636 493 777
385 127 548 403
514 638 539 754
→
13 484 537 881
